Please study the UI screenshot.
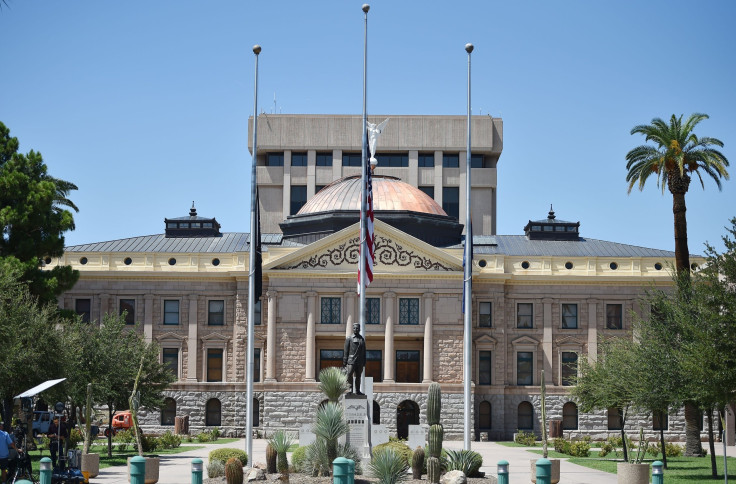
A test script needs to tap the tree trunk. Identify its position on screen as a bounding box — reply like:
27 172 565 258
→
658 417 667 469
670 181 690 274
707 410 718 478
684 402 703 457
107 405 114 458
620 411 628 463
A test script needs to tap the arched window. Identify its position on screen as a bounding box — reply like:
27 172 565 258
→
517 401 534 430
161 398 176 426
373 401 381 425
206 398 221 427
397 400 419 440
252 398 260 428
562 402 578 430
607 407 622 430
479 401 492 430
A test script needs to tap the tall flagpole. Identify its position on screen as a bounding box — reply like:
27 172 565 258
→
463 42 474 450
246 43 261 466
359 4 369 358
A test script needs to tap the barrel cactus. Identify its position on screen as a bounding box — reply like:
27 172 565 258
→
412 446 425 479
426 382 443 484
266 442 277 473
225 456 244 484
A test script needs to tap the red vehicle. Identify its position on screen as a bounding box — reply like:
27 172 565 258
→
104 411 133 437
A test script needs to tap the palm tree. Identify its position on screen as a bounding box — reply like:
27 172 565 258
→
626 113 729 273
626 113 729 456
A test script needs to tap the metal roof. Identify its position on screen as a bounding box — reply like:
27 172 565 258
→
65 232 675 258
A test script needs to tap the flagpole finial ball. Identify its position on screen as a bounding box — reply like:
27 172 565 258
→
465 43 474 54
362 4 370 13
253 45 262 55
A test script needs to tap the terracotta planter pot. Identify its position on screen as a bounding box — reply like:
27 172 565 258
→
530 458 560 484
617 462 649 484
81 453 100 478
127 456 160 484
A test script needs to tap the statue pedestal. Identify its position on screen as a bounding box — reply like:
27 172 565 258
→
344 394 369 459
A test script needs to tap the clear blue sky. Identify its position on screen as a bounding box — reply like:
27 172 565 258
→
2 1 735 254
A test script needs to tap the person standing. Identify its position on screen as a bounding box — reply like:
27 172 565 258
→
47 416 68 469
0 422 17 483
343 323 366 395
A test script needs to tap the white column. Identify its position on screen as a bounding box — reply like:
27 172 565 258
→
265 290 277 382
422 292 434 383
383 292 396 382
587 299 599 363
305 291 317 382
99 293 110 322
143 294 154 342
186 294 198 382
542 298 553 385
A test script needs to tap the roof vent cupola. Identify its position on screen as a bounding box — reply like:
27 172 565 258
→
524 205 580 241
164 202 222 238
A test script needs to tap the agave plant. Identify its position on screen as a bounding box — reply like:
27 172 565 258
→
268 430 295 473
444 449 483 477
369 448 409 484
312 402 350 466
318 366 349 402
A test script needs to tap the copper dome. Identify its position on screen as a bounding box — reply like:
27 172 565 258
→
297 175 447 216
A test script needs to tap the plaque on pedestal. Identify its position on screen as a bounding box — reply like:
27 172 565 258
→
408 424 426 451
299 424 315 446
372 424 389 446
344 395 368 458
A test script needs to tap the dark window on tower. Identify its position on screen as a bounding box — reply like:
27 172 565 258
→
418 153 435 167
75 299 91 323
316 152 332 166
119 299 135 325
442 153 459 168
470 154 484 168
291 152 308 166
418 186 434 199
291 186 307 215
266 153 284 166
342 153 362 167
442 187 459 219
376 153 408 167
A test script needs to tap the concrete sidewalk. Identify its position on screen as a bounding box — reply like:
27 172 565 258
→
90 439 624 484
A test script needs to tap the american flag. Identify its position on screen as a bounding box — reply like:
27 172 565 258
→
358 161 375 294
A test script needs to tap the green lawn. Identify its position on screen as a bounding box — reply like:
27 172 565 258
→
567 455 736 481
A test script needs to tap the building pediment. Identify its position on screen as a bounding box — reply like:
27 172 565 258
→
511 335 540 348
266 219 463 274
555 335 585 347
201 332 230 344
474 334 498 347
157 332 186 344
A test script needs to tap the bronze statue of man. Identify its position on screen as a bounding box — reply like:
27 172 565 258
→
343 323 366 395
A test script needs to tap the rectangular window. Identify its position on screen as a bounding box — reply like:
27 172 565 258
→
253 348 261 383
561 352 578 386
418 153 435 167
470 154 484 168
517 352 533 385
376 153 408 167
366 298 381 325
208 300 225 326
254 300 261 326
479 351 492 385
517 303 533 328
442 187 459 219
606 304 623 329
291 152 308 166
418 186 434 199
119 299 135 325
399 298 419 325
562 304 578 329
290 185 307 215
442 153 459 168
366 350 382 382
163 300 180 325
75 299 91 323
266 153 284 167
321 297 341 324
342 153 362 167
162 348 179 378
479 302 492 327
207 348 223 382
320 349 344 371
396 350 420 383
316 152 332 166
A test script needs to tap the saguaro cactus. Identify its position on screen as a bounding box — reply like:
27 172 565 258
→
427 382 443 484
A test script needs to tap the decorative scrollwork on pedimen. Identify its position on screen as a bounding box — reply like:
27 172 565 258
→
281 236 454 271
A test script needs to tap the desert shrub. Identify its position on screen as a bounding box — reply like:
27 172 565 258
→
369 448 408 484
444 449 483 477
158 430 181 449
553 437 568 454
210 426 221 440
207 460 225 478
373 441 413 467
598 440 614 458
197 432 212 443
567 440 590 457
141 434 159 453
303 440 362 477
665 442 683 457
515 430 537 446
67 428 84 449
290 445 308 473
209 448 248 467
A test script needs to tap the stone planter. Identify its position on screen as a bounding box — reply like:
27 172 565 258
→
530 458 560 484
81 453 100 478
617 462 649 484
127 456 160 484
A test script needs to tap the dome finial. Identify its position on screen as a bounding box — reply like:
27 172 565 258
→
548 204 555 220
190 202 197 217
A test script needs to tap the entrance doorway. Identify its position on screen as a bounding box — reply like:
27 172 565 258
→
396 400 419 439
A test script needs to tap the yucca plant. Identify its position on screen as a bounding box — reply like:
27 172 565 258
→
444 449 483 477
312 402 350 467
369 448 409 484
304 439 363 477
268 430 294 473
318 366 349 402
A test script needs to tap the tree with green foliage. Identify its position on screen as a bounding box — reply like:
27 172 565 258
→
626 113 729 455
0 121 79 304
